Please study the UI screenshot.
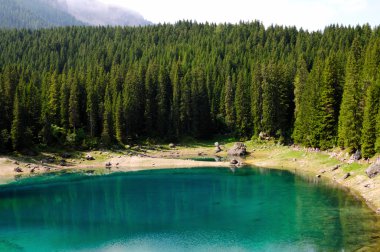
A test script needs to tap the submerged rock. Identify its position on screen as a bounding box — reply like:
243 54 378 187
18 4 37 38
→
228 142 247 156
366 163 380 178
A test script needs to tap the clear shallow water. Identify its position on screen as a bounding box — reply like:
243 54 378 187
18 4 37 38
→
0 167 379 252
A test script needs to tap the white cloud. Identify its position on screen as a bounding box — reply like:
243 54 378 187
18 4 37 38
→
99 0 379 31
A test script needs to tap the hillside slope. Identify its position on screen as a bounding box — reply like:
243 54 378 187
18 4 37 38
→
0 0 84 29
0 0 150 29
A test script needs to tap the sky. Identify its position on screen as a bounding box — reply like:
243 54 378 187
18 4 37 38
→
98 0 379 31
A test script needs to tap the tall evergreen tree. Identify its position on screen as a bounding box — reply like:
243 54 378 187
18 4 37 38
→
11 81 26 150
292 58 309 144
338 38 363 152
224 75 235 131
69 75 81 131
319 55 341 149
235 71 251 137
114 93 124 144
101 86 113 145
361 72 380 158
157 66 171 137
251 64 263 136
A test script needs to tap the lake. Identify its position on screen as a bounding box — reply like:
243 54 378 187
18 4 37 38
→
0 167 379 251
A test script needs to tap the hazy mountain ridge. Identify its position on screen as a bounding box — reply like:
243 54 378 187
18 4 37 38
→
62 0 151 26
0 0 151 29
0 0 85 29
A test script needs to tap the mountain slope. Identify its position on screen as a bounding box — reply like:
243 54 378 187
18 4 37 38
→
0 0 85 29
0 0 151 29
64 0 151 26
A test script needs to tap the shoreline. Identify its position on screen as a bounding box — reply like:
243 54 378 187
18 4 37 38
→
244 145 380 214
1 143 379 214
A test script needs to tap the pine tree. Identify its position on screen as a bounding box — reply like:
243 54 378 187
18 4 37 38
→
338 38 363 152
251 63 263 136
224 75 235 131
292 58 309 144
101 86 113 145
361 71 380 158
47 71 60 125
261 63 278 136
171 62 182 138
60 74 70 128
114 93 124 144
319 55 340 149
11 82 25 150
376 105 380 153
69 75 80 131
26 75 41 139
157 66 171 137
86 73 99 138
144 62 158 136
235 71 251 137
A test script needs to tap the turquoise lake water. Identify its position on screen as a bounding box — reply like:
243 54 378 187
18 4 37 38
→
0 167 379 251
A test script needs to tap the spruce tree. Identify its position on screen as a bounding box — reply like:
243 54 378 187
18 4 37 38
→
47 71 60 125
235 71 251 137
114 94 124 144
60 74 70 128
251 63 263 136
292 58 309 144
224 75 235 131
319 55 340 149
144 62 158 136
69 75 80 131
361 76 380 158
261 63 277 136
101 86 113 145
157 66 171 137
11 82 25 150
338 38 363 152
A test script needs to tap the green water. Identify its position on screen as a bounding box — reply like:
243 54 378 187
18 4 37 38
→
0 167 379 251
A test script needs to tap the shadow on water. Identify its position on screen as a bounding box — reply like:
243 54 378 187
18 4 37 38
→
0 166 379 251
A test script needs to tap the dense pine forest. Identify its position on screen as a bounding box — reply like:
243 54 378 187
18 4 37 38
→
0 22 380 157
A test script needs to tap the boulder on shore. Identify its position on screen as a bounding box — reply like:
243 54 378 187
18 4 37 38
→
230 159 238 165
61 153 71 158
258 132 270 141
366 162 380 178
215 146 222 153
86 155 95 161
228 142 247 156
14 167 23 173
352 150 362 161
169 143 176 148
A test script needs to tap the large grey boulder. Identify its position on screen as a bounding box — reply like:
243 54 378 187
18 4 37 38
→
227 142 247 156
366 162 380 178
353 150 362 160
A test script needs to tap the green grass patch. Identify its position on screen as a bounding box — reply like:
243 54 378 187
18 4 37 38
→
342 163 367 173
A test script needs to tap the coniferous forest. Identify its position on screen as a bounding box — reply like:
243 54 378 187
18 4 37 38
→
0 22 380 157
